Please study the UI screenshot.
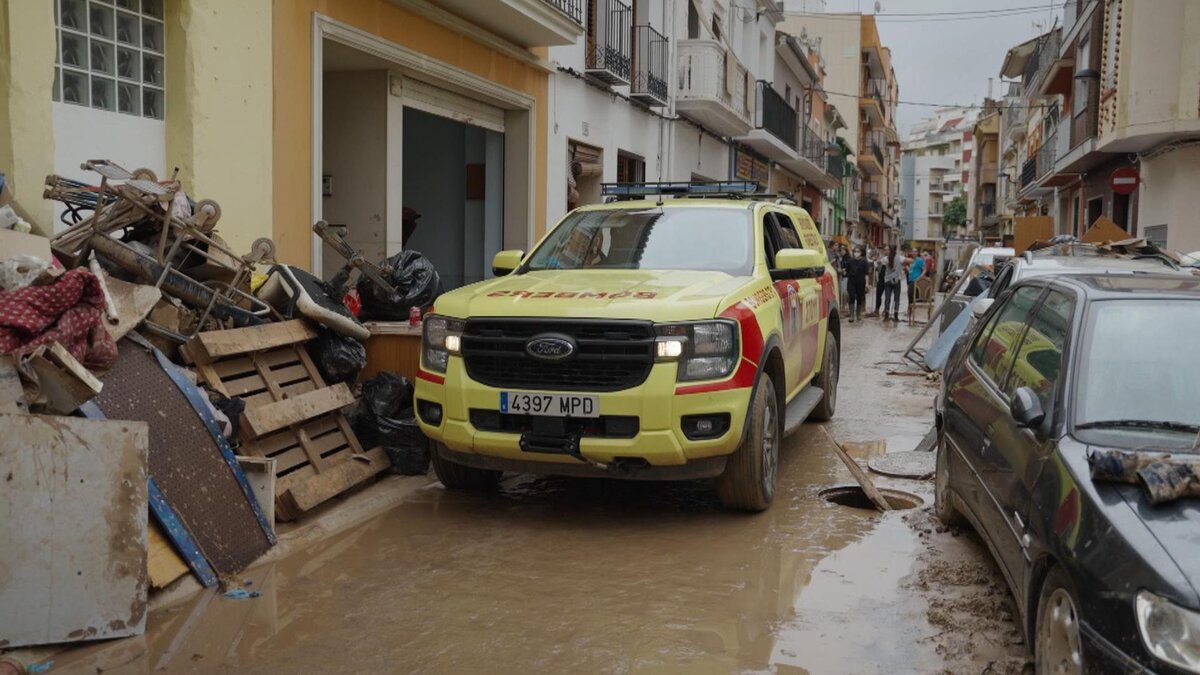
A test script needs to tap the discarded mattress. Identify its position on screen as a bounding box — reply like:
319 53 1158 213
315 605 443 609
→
0 267 117 368
257 264 368 341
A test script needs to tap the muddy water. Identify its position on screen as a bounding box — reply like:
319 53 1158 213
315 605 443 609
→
55 319 995 674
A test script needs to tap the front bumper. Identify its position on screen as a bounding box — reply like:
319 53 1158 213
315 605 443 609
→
415 357 752 474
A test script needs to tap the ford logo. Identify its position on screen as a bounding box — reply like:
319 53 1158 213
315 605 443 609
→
526 334 576 361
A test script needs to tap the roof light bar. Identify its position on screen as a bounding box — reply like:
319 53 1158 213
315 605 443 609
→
600 181 764 199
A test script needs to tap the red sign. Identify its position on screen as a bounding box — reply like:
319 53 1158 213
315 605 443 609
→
1110 166 1140 194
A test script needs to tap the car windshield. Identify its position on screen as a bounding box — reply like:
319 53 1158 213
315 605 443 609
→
1074 299 1200 449
524 207 753 275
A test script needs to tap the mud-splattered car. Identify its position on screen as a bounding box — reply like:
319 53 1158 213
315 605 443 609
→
935 273 1200 674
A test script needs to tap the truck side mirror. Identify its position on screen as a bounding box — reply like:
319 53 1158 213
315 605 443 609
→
492 250 524 276
772 248 827 281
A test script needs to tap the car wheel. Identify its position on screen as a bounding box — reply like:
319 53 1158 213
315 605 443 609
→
716 373 779 512
1036 567 1085 675
431 443 501 491
934 428 964 526
807 331 839 422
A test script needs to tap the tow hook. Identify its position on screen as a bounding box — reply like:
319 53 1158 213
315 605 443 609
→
519 433 609 470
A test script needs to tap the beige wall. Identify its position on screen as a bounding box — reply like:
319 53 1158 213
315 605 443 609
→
0 0 56 230
1138 145 1200 254
166 0 273 258
781 14 861 157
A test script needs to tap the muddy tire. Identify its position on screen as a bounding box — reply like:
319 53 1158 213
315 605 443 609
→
716 374 779 512
431 443 501 491
807 331 838 422
934 429 965 527
1035 567 1085 675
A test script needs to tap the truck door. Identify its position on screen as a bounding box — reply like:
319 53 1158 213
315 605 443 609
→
764 211 819 397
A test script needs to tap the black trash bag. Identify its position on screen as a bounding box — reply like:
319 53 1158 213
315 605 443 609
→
361 371 413 417
308 328 366 385
207 388 246 439
350 372 428 475
358 249 443 321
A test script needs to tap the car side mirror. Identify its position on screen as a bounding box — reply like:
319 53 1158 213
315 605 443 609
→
492 249 524 276
772 248 826 281
971 297 995 319
1011 386 1046 430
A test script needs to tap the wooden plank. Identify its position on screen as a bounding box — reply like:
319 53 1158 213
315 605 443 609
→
250 353 328 471
361 329 423 383
224 371 269 397
278 446 390 515
247 416 339 457
243 379 316 409
148 519 189 589
211 355 256 379
820 426 892 512
267 363 311 387
189 320 317 363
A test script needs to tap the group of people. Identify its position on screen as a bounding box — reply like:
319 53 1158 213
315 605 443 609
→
830 243 935 323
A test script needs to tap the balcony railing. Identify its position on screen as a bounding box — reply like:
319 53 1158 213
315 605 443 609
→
1037 126 1058 178
1023 30 1061 87
754 81 797 149
676 40 749 120
630 24 668 106
801 125 825 167
861 195 882 215
980 201 996 221
867 78 887 113
543 0 583 24
585 0 631 85
827 152 845 180
1021 155 1038 188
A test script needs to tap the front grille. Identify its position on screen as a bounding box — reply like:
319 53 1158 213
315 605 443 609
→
461 318 654 391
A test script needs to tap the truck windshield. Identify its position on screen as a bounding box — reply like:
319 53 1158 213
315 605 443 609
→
1075 299 1200 448
524 207 754 276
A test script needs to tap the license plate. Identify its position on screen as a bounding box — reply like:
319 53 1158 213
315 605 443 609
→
500 392 599 418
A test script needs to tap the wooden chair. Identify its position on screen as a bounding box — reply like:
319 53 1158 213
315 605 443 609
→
909 276 935 326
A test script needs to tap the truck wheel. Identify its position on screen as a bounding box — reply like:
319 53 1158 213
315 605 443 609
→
808 331 838 422
431 443 501 491
716 373 779 512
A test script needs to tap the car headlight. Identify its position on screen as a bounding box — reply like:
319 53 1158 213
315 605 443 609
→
655 320 739 382
422 315 465 374
1136 591 1200 673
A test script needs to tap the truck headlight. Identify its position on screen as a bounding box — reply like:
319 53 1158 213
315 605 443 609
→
656 320 739 382
422 315 465 374
1136 591 1200 673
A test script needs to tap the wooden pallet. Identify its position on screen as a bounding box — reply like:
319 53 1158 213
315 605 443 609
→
183 320 388 521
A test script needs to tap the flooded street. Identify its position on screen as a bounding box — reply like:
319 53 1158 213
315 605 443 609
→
55 318 1030 674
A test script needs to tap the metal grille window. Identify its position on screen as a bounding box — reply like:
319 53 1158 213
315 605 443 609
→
616 152 645 183
54 0 165 120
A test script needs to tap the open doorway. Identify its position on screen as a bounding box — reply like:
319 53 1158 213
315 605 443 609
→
313 24 536 288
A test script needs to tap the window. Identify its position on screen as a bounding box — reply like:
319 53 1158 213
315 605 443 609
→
687 0 699 39
54 0 165 119
970 285 1044 386
1073 32 1091 117
616 152 645 183
1003 290 1073 416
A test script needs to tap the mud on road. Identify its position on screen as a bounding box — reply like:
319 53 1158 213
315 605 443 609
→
53 317 1031 674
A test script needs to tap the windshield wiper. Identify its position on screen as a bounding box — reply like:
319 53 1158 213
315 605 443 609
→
1076 419 1200 433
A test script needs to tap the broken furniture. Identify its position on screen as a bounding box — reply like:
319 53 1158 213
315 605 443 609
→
313 219 399 302
360 320 423 384
256 263 369 340
88 337 276 582
43 160 278 344
908 276 935 326
182 320 389 521
0 413 150 648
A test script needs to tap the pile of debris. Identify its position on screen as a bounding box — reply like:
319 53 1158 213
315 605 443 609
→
0 161 438 652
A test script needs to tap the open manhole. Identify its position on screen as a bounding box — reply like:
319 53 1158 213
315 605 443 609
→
819 485 924 511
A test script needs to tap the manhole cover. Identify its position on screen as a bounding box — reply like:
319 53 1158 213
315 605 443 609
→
818 485 923 511
868 451 936 479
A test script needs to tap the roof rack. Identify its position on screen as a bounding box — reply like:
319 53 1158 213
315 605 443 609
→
600 181 766 201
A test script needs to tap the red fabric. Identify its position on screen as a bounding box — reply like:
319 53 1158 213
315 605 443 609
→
0 268 117 369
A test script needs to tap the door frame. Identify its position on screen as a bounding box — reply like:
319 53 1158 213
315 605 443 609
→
310 13 537 272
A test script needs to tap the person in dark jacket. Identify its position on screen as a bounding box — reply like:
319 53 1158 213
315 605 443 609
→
845 245 869 322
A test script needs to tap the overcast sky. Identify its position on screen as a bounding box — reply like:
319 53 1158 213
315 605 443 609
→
820 0 1064 134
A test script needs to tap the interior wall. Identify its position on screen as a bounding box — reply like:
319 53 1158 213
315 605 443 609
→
321 70 388 280
404 108 467 289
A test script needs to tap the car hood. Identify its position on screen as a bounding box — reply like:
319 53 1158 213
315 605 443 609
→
432 270 756 322
1084 446 1200 601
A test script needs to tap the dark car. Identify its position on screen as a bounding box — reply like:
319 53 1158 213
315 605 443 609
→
934 273 1200 674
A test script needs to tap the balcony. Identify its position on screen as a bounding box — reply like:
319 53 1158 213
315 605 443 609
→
861 78 886 124
860 195 883 222
1023 30 1061 91
980 201 997 225
929 178 951 194
425 0 585 47
858 138 885 175
584 0 631 85
676 39 751 137
1006 103 1027 142
630 24 668 107
737 81 797 159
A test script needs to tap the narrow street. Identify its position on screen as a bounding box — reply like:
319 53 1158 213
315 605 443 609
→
54 318 1031 675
